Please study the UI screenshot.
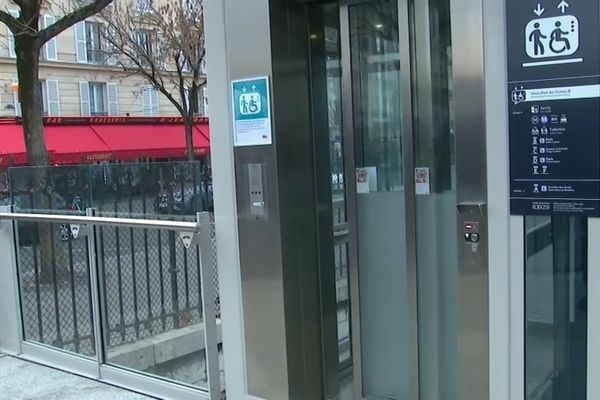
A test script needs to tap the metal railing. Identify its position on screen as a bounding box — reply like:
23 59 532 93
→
0 212 200 232
0 209 222 399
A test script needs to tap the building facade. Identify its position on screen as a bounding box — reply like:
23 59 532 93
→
0 0 207 118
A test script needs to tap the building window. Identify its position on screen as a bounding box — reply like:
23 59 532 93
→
186 87 207 116
136 29 153 60
7 10 18 59
137 0 153 13
89 82 106 116
80 81 118 116
43 15 58 61
39 80 47 116
142 86 159 116
11 79 59 117
85 22 104 64
202 86 208 116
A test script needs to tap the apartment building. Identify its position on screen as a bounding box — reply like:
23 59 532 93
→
0 0 207 118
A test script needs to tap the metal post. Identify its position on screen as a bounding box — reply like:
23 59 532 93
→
169 230 180 329
198 212 220 398
87 208 105 377
0 206 23 354
157 230 167 331
142 193 154 334
66 234 81 353
127 170 140 339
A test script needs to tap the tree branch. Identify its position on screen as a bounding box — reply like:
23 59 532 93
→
39 0 114 43
0 10 19 32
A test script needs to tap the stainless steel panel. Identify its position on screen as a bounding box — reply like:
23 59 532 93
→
225 0 325 398
222 0 288 397
0 206 22 354
248 164 266 218
450 0 489 399
268 1 324 398
451 0 487 203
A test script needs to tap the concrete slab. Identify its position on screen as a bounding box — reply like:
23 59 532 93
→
0 354 154 400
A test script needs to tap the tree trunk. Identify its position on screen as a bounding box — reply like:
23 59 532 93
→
16 37 48 168
185 117 195 161
16 37 63 283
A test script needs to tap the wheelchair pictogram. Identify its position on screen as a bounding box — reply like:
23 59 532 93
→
526 15 579 59
511 86 527 105
239 92 261 116
523 2 582 67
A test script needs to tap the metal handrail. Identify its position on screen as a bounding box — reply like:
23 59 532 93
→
0 212 199 233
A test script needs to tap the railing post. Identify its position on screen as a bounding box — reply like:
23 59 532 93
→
198 212 220 398
0 205 23 354
169 230 181 329
86 208 104 377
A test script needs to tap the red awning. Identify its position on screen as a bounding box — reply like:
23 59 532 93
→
0 118 211 166
90 123 210 161
45 125 113 164
0 122 28 166
193 124 210 157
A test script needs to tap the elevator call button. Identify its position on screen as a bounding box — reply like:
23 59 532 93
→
464 222 480 243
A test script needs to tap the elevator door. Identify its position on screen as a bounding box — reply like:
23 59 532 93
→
312 0 489 399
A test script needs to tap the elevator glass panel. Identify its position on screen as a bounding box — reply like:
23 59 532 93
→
349 1 411 398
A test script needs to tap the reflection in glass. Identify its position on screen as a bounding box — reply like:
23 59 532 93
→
9 161 219 389
525 216 587 400
16 220 97 358
324 24 352 371
350 0 403 192
9 161 213 218
100 225 210 388
349 1 410 398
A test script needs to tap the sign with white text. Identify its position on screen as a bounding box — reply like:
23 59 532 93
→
507 0 600 216
231 76 272 147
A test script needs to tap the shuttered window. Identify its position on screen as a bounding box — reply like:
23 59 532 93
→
46 80 60 116
142 86 159 116
8 10 18 59
75 22 88 63
107 83 119 116
43 15 58 61
80 81 91 116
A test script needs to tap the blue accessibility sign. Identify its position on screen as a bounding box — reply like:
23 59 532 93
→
231 76 272 147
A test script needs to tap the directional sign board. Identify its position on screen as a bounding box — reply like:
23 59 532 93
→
231 76 272 147
507 0 600 216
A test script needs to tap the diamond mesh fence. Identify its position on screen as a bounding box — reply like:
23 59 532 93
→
17 221 96 357
9 161 222 389
98 225 204 348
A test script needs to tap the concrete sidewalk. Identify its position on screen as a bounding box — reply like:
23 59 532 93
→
0 354 154 400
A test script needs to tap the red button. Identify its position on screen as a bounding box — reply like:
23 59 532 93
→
465 223 474 231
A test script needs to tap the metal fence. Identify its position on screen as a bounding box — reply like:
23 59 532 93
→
7 161 213 217
15 216 221 356
5 211 221 397
10 162 218 353
1 161 221 397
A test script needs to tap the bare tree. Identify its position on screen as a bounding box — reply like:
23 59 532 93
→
0 1 114 281
102 0 206 161
0 0 114 167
